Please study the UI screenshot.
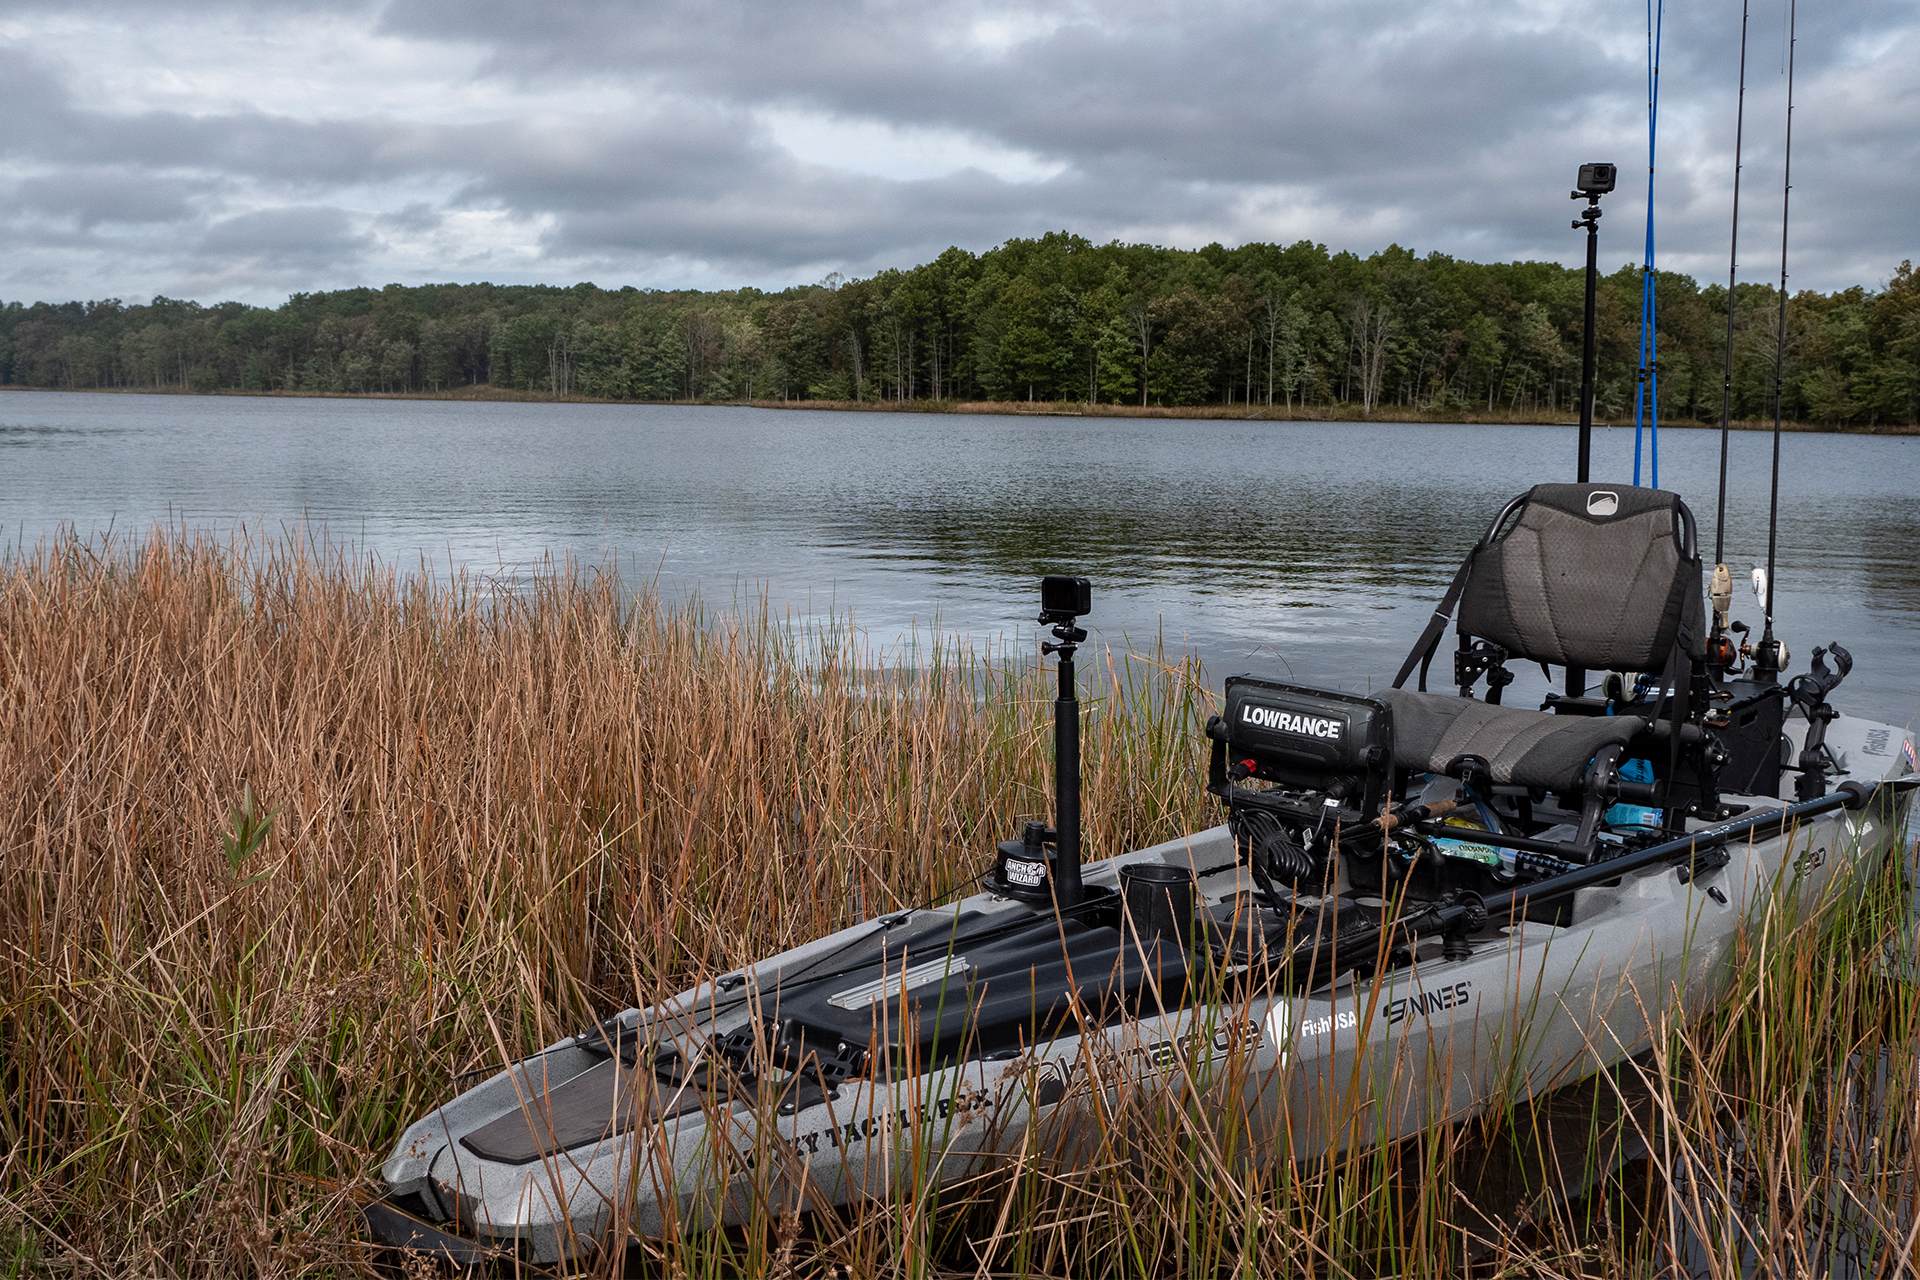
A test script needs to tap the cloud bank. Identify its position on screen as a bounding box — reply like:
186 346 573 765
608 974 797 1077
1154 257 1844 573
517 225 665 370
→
1 0 1913 303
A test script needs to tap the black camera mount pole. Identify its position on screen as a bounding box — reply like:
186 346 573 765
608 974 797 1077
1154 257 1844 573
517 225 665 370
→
1040 597 1089 908
1572 184 1606 485
1567 164 1610 697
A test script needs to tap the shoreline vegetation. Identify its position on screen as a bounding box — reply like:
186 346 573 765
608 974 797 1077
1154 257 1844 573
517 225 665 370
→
5 236 1917 430
4 527 1915 1277
5 382 1912 434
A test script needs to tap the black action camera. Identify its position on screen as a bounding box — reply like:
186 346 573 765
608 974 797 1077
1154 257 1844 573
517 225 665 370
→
1576 163 1617 196
1039 575 1091 623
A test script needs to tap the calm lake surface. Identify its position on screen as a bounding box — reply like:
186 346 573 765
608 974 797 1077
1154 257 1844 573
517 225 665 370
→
3 391 1915 726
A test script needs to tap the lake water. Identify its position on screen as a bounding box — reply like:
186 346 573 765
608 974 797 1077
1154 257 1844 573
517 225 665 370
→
3 391 1915 726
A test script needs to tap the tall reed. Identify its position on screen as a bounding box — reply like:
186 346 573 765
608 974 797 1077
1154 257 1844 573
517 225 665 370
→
0 527 1210 1275
1 527 1912 1278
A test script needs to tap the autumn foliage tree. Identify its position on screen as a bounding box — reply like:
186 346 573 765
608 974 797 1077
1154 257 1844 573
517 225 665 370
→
3 239 1914 425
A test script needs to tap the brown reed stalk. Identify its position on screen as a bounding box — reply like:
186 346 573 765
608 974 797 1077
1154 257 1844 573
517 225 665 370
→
0 525 1212 1275
2 525 1913 1279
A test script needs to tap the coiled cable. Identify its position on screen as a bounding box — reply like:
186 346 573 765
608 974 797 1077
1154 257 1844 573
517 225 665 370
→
1231 806 1321 908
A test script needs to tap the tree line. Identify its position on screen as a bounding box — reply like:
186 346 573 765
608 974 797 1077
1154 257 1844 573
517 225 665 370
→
3 235 1916 426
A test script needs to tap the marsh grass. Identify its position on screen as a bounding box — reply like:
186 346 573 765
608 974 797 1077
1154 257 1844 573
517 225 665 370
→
1 528 1914 1278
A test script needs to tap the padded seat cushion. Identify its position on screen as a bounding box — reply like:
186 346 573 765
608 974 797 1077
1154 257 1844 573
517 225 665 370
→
1376 689 1647 793
1455 483 1705 669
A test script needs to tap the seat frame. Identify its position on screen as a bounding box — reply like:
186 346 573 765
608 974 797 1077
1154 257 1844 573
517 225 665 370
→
1390 484 1721 862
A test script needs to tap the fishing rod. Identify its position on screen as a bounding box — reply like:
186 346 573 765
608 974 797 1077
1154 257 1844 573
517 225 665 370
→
1754 0 1795 685
1709 0 1752 667
1367 780 1894 962
1632 0 1665 489
1481 779 1888 919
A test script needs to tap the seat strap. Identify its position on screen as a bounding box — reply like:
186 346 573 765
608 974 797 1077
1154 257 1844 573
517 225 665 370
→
1392 554 1476 691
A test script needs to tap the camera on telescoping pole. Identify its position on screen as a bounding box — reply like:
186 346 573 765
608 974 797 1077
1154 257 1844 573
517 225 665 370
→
991 575 1093 907
1038 574 1091 630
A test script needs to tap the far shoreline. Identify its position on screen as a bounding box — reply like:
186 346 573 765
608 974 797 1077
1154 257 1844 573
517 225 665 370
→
2 382 1911 436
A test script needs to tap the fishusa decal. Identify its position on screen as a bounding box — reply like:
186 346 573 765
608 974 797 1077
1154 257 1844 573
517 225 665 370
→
1266 1004 1361 1066
1300 1009 1359 1036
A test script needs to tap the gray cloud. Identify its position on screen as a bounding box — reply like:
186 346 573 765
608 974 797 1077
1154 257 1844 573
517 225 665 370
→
0 0 1914 303
146 206 377 296
375 200 442 233
3 170 205 227
199 206 371 262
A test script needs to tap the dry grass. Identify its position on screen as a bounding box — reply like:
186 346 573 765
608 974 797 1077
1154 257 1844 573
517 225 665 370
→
1 527 1914 1278
0 527 1208 1276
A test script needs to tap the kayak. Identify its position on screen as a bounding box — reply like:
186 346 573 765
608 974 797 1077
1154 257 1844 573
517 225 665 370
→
367 483 1917 1265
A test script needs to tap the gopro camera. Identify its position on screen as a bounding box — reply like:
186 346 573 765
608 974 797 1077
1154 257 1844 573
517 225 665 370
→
1576 163 1617 196
1039 575 1091 623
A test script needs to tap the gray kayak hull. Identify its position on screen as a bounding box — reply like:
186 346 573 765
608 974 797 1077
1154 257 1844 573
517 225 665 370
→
377 715 1914 1263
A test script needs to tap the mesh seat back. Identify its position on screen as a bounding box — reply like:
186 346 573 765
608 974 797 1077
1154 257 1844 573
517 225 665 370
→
1456 483 1704 671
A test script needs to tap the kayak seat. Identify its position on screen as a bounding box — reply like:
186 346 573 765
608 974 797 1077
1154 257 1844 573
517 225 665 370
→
1388 483 1711 840
1454 484 1705 673
1376 688 1647 794
1395 483 1705 696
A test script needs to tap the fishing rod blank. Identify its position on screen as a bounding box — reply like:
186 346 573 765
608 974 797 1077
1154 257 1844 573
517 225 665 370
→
1708 1 1752 671
1714 0 1750 572
1755 0 1795 685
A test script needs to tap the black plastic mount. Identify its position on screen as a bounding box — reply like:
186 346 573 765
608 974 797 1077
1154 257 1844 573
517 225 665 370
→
1455 639 1513 702
1788 643 1851 800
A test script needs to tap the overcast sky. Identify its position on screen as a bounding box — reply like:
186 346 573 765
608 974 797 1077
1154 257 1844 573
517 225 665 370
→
1 0 1913 306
